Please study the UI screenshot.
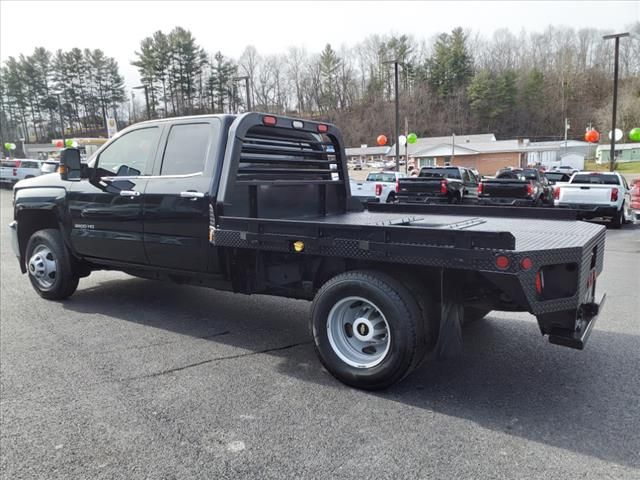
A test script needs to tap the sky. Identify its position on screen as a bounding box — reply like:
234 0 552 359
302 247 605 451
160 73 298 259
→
1 0 638 89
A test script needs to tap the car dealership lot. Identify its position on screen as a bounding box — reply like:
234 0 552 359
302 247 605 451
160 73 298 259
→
1 187 639 479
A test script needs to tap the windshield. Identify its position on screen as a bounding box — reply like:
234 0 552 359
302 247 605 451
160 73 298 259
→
571 173 619 185
419 168 461 179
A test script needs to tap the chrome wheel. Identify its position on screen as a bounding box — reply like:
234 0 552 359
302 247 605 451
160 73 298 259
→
28 244 57 290
327 296 391 368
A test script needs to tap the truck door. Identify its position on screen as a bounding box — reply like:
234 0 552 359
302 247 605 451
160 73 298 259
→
68 126 162 264
462 168 479 200
143 118 221 273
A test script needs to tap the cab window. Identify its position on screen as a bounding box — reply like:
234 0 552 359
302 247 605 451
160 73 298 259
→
97 127 160 176
160 123 211 176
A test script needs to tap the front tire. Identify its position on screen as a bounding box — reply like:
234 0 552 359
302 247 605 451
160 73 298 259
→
311 271 428 390
25 229 79 300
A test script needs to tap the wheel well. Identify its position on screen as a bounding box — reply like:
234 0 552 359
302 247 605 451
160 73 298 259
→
16 210 60 271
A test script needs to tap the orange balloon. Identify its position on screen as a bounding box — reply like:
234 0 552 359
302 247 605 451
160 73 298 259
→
377 135 387 146
584 129 600 143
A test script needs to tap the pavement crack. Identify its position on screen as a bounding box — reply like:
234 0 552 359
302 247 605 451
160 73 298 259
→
94 330 231 355
122 340 312 381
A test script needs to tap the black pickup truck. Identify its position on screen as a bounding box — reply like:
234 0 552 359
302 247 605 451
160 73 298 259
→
478 168 553 207
396 166 479 204
9 113 606 390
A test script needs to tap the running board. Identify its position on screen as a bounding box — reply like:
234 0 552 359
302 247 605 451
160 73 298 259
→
548 293 606 350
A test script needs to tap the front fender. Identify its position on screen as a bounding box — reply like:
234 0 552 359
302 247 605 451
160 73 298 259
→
13 186 76 271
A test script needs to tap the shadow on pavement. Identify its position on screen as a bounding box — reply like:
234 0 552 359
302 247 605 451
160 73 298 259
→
63 275 640 469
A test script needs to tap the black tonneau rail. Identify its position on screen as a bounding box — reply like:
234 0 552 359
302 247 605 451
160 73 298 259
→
368 202 579 220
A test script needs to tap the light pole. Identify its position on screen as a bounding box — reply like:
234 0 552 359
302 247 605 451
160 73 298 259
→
233 76 251 112
603 32 629 172
133 85 151 120
383 59 401 171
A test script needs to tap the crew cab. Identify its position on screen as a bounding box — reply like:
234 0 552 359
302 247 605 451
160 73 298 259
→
9 113 606 390
478 168 552 207
554 171 632 228
0 159 42 186
350 171 405 204
396 166 479 204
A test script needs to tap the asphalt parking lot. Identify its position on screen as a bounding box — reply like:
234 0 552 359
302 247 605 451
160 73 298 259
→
1 187 639 480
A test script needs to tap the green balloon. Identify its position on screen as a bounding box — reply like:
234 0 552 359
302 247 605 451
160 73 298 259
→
3 142 10 150
65 139 74 147
407 133 418 144
630 128 640 142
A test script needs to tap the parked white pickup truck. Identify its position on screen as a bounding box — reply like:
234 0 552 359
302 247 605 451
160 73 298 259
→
350 171 406 204
0 159 42 186
554 171 633 228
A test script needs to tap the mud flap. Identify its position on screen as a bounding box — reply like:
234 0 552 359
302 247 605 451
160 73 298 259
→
437 269 464 359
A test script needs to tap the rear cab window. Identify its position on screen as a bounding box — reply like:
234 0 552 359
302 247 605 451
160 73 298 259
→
160 123 212 176
571 173 620 185
366 172 397 182
419 167 461 179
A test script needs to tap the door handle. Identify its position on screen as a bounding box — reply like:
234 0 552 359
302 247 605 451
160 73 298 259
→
119 190 141 197
180 191 205 200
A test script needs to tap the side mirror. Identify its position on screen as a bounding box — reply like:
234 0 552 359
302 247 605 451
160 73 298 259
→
59 148 82 180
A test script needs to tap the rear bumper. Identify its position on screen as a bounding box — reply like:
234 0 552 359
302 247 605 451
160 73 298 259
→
479 197 536 207
396 195 449 204
548 293 606 349
557 204 617 219
353 196 380 205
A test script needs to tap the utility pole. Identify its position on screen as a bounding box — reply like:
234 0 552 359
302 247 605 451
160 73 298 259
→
451 133 456 165
134 85 151 120
603 32 629 172
234 76 251 111
56 93 65 146
383 59 401 171
564 117 570 152
404 116 409 174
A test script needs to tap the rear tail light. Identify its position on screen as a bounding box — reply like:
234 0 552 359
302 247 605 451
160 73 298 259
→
477 182 483 195
317 124 328 133
520 257 533 271
262 115 277 126
610 188 618 202
375 183 382 196
12 168 17 176
535 271 544 295
526 182 534 197
553 186 560 200
495 255 510 269
440 179 447 194
14 160 21 168
395 180 400 193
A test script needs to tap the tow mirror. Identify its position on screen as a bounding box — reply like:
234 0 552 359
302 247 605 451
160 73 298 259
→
59 148 82 180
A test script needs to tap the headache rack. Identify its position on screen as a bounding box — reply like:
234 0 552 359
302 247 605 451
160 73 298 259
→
218 113 352 219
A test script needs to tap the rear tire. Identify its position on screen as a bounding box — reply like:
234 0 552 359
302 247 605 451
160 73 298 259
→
610 205 624 229
311 270 428 390
25 229 79 300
